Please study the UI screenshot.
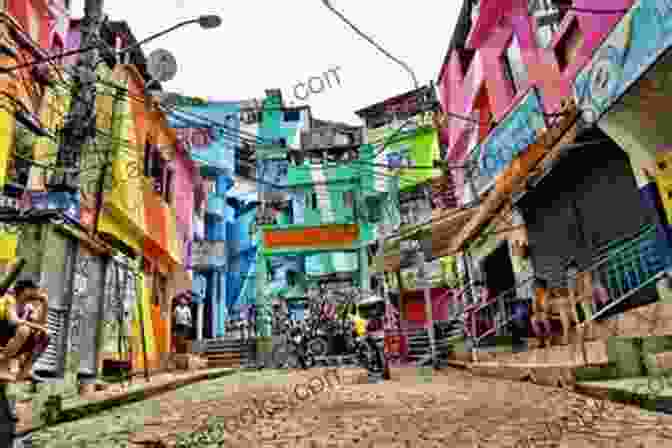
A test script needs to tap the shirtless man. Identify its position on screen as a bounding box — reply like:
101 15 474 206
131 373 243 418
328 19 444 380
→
0 279 49 382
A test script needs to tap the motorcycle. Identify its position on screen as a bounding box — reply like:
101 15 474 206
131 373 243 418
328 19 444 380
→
272 315 314 370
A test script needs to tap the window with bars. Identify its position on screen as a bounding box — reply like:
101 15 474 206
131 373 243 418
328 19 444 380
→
529 0 567 49
502 35 528 95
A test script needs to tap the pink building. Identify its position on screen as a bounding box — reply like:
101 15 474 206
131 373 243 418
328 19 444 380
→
437 0 632 203
7 0 70 52
174 142 197 270
435 0 672 347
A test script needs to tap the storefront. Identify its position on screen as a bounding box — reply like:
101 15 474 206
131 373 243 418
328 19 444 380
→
517 130 663 313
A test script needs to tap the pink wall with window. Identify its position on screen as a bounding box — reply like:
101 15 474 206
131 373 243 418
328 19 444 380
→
7 0 70 51
174 144 195 264
437 0 633 202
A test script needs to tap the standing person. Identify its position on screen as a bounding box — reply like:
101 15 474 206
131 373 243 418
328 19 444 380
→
173 296 192 354
530 277 552 348
510 300 529 352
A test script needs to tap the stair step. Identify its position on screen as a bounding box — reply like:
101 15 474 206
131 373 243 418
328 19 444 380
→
206 353 242 360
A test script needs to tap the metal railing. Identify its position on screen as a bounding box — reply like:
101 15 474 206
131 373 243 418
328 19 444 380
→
589 224 669 320
459 224 670 348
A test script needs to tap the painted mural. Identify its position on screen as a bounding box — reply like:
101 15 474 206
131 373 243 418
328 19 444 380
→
468 90 546 191
168 101 239 175
574 0 672 129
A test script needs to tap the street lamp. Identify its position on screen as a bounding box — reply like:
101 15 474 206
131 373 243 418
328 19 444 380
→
116 15 222 55
0 14 222 73
320 0 418 89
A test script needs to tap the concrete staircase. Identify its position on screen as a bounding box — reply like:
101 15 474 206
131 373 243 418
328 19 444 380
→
402 321 461 368
196 337 257 369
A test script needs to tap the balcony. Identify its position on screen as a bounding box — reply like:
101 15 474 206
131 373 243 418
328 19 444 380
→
206 193 226 219
190 240 226 270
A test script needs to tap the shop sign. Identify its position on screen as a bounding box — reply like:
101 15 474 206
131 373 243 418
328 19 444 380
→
469 90 545 190
574 0 672 125
29 191 80 222
173 127 214 150
263 224 359 249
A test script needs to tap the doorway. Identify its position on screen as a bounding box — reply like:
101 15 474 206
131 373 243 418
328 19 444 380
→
482 242 516 299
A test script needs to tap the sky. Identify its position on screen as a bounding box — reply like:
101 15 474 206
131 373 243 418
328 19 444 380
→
70 0 462 126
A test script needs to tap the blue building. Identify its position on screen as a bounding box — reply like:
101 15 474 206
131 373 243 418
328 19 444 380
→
168 100 240 339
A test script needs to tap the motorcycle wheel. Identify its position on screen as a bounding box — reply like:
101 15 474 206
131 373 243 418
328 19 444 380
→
307 337 329 358
300 352 315 370
272 343 290 369
286 349 302 369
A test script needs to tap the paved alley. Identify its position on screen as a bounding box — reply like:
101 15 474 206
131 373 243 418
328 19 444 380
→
29 367 672 447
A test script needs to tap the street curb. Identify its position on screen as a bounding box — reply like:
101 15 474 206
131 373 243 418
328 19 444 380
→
18 368 238 436
574 381 672 414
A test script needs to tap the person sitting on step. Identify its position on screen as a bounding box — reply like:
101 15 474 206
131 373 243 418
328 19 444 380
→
0 279 49 382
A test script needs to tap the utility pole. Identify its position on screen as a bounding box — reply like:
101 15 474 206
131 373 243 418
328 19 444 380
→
49 0 105 190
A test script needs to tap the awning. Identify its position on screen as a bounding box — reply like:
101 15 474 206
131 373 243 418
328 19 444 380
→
434 100 579 258
375 206 477 273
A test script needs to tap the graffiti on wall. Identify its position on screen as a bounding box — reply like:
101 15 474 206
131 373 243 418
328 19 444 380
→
469 90 546 191
574 0 672 125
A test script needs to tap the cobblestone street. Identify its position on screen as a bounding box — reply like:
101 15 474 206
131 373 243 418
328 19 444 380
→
29 367 672 447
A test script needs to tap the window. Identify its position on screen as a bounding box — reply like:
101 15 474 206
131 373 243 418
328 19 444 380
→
152 151 164 194
241 110 260 124
287 271 297 287
502 35 528 94
164 168 173 204
204 178 216 194
470 0 480 23
143 140 152 176
152 273 166 306
554 18 584 72
529 0 566 48
343 191 354 209
311 192 318 209
284 110 301 122
7 123 33 190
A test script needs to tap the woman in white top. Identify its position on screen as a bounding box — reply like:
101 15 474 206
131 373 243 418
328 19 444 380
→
173 296 192 353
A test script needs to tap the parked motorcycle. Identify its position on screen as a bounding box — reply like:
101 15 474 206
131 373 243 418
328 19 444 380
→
272 315 314 369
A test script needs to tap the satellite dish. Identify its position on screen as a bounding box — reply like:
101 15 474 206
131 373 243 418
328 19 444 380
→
155 91 179 109
147 49 178 82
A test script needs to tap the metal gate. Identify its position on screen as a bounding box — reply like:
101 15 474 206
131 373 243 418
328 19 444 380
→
68 247 106 378
32 231 77 379
519 140 658 290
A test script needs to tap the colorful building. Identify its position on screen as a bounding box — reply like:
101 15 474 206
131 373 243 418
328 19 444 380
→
431 0 672 348
355 86 455 329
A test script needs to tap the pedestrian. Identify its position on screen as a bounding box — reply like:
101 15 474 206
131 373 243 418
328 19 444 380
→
173 295 193 354
510 300 529 352
530 277 552 348
0 278 50 382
